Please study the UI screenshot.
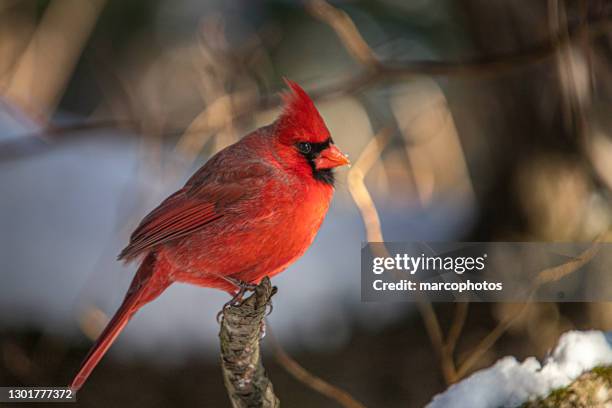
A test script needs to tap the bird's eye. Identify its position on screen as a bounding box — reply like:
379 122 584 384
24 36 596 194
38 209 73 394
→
297 142 312 154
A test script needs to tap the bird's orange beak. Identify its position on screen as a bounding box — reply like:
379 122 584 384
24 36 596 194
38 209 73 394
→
314 144 350 170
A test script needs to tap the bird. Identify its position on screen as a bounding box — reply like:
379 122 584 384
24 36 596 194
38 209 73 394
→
69 80 350 391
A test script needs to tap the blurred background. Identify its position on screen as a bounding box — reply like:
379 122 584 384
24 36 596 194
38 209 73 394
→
1 0 611 406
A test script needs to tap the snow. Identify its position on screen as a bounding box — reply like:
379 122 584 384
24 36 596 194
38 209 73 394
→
427 330 612 408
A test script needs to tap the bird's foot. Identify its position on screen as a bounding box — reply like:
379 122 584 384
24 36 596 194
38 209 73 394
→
222 276 258 294
265 300 274 316
216 277 258 323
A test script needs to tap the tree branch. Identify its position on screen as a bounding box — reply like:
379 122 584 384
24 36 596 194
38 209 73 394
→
219 277 279 408
268 327 367 408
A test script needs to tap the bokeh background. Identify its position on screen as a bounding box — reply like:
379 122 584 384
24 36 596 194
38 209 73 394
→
1 0 612 407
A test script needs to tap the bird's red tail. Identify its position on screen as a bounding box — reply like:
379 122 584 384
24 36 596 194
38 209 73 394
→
70 253 168 392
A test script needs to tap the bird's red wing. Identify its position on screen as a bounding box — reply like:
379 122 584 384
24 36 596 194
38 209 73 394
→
117 189 224 261
118 152 274 261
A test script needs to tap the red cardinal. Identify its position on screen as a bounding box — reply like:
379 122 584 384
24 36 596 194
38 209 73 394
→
70 80 349 391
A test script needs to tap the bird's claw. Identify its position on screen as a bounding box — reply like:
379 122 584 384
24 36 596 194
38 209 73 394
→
216 278 258 324
265 301 274 316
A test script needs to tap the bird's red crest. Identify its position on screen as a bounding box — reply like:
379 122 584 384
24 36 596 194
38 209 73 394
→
276 79 331 144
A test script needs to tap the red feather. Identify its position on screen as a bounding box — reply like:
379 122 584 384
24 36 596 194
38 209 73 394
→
277 78 331 145
118 190 221 261
70 253 170 391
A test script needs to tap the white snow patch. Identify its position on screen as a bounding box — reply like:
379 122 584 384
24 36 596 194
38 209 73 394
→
427 330 612 408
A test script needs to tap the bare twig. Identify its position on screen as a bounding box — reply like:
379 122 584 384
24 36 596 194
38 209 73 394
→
268 328 367 408
439 302 469 384
416 301 446 367
219 277 279 408
455 302 529 380
534 242 601 286
307 0 379 69
347 128 392 242
445 302 469 359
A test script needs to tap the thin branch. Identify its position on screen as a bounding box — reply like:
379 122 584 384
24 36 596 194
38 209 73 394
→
416 301 445 364
439 302 469 384
347 127 392 242
268 328 367 408
534 242 601 286
455 302 529 380
445 302 469 359
307 0 380 69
